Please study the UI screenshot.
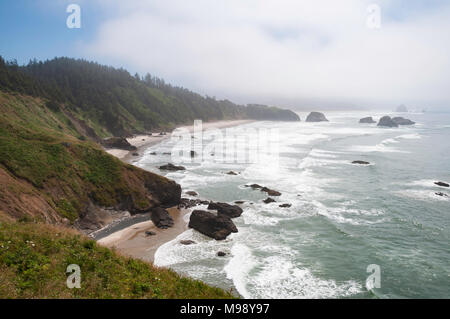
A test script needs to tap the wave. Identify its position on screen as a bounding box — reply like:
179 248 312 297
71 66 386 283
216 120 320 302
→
224 243 362 299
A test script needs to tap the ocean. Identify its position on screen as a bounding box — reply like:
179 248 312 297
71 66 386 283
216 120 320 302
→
134 111 450 299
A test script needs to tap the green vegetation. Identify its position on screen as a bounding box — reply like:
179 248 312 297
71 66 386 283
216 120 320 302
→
0 56 299 137
0 215 234 298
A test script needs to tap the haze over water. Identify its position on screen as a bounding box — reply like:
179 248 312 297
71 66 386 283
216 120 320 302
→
136 111 450 298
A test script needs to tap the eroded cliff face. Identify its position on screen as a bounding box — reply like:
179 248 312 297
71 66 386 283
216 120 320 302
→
0 92 181 233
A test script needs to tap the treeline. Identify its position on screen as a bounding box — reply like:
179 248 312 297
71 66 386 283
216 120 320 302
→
0 56 299 136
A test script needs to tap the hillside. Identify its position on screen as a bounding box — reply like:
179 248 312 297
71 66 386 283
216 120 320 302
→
0 213 234 298
0 56 299 137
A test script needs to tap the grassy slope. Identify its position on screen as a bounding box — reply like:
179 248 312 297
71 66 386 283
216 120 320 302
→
0 91 178 222
0 91 233 298
0 214 234 298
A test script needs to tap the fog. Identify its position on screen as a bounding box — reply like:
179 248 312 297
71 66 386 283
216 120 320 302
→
85 0 450 111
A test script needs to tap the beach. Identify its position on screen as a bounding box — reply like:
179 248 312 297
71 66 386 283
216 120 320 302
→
99 119 254 261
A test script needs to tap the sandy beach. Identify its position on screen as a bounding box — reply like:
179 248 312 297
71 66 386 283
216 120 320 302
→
99 119 253 262
97 207 188 262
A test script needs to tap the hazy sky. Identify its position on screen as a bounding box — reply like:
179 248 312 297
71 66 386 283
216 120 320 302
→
1 0 450 110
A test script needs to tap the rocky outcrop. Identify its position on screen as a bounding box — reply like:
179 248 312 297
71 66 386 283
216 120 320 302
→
103 137 137 151
208 202 243 218
159 163 186 171
396 104 408 112
263 198 276 204
392 117 415 125
186 191 198 196
306 112 328 122
151 207 174 229
188 210 238 240
226 171 238 175
359 117 376 124
377 116 399 128
435 182 449 188
246 184 281 196
435 192 448 197
352 160 370 165
179 198 210 209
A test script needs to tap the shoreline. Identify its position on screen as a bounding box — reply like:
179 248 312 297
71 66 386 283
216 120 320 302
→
98 119 254 262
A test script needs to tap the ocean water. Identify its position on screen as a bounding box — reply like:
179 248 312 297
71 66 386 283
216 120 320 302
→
135 112 450 299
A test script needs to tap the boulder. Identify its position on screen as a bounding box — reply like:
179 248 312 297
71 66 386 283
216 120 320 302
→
159 163 186 171
306 112 329 122
246 184 263 189
151 207 174 229
103 137 137 151
180 240 196 245
234 201 245 204
186 191 198 196
377 116 399 128
208 202 243 218
392 117 415 125
359 117 376 124
188 210 238 240
226 171 238 175
279 204 292 208
435 192 448 197
261 187 282 196
217 251 227 257
132 152 139 156
435 182 449 188
352 160 370 165
263 198 276 204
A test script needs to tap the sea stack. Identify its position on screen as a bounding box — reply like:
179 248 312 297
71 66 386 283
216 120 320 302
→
306 112 328 122
392 117 415 126
377 116 399 128
359 117 376 124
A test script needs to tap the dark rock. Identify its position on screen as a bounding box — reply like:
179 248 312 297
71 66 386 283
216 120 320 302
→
435 192 448 197
396 104 408 112
435 182 449 188
186 191 198 196
392 117 415 125
150 152 157 155
234 201 245 204
145 231 156 236
246 184 263 189
306 112 329 122
261 187 281 196
263 198 276 204
217 251 227 257
188 210 238 240
359 117 376 124
226 171 238 175
179 198 210 209
190 150 197 158
180 240 196 245
159 163 186 171
103 137 137 151
279 204 292 208
208 202 243 218
352 160 370 165
151 207 174 229
132 152 139 156
377 116 399 128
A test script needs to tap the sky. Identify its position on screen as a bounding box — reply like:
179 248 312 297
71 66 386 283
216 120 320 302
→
1 0 450 111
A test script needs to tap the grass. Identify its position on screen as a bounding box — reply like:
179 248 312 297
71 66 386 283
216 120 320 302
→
0 215 235 298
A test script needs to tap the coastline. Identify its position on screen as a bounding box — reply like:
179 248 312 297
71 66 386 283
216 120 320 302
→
98 119 254 262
